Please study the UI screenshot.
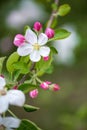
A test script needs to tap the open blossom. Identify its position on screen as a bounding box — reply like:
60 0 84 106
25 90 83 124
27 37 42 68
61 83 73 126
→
40 81 51 90
29 89 38 98
45 28 55 39
33 21 42 31
15 29 50 62
0 76 25 114
0 116 20 130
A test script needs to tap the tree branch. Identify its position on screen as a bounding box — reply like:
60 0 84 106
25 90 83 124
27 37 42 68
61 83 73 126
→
47 0 59 28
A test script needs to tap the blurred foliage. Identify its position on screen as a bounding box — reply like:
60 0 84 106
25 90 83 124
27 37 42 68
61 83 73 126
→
0 0 87 130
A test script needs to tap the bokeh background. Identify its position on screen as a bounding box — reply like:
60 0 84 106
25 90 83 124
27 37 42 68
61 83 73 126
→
0 0 87 130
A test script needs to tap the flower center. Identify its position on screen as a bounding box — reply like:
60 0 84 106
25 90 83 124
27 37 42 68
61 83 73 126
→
33 43 40 50
0 89 7 96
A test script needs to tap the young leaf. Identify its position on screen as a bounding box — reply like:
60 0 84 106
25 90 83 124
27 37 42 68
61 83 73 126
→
36 54 53 76
13 62 29 74
49 29 71 42
17 119 41 130
50 46 58 54
6 52 19 72
24 104 39 112
18 83 37 93
0 57 6 74
58 4 71 16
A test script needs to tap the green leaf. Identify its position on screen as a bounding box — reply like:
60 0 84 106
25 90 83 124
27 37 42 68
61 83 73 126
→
18 83 37 93
17 119 41 130
36 54 53 76
49 29 71 42
0 57 6 74
13 62 29 74
24 104 39 112
45 65 54 74
58 4 71 16
50 46 58 54
24 25 30 33
6 52 20 72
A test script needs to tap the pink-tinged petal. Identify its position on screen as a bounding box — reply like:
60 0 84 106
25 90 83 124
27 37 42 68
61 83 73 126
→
0 96 9 114
40 82 49 90
2 117 21 128
53 84 60 91
30 50 41 62
39 46 50 57
7 90 25 107
38 33 48 45
45 28 55 39
29 89 38 98
0 76 6 90
17 43 33 56
33 21 42 31
25 29 37 44
13 34 25 47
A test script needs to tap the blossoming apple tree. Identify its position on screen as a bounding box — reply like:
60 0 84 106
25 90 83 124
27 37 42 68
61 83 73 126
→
0 0 71 129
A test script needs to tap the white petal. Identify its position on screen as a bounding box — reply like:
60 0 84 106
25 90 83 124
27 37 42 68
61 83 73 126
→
39 46 50 57
7 90 25 107
17 43 33 56
0 96 9 114
30 50 41 62
0 77 6 90
2 117 21 128
38 33 48 45
25 29 37 44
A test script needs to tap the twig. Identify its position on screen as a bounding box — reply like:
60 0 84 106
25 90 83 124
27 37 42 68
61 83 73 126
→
47 0 59 28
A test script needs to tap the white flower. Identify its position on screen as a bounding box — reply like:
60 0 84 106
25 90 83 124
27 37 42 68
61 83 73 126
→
0 76 25 114
17 29 50 62
0 116 20 130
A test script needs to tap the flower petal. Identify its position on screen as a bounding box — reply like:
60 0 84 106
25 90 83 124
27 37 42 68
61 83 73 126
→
2 117 21 129
0 76 6 90
25 29 37 44
17 43 33 56
39 46 50 57
30 50 41 62
38 33 48 45
7 90 25 107
0 96 9 114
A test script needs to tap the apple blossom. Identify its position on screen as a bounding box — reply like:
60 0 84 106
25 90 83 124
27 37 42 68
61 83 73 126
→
45 28 55 38
13 34 25 47
29 89 38 98
40 81 51 90
0 116 20 130
0 76 25 114
33 21 42 31
17 29 50 62
50 84 60 91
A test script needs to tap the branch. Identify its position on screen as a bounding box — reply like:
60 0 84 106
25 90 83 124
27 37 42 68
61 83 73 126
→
47 0 59 28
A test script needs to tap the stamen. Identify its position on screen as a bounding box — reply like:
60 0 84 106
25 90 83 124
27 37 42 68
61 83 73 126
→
33 43 40 50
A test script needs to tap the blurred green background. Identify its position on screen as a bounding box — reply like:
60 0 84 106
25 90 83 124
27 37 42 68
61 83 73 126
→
0 0 87 130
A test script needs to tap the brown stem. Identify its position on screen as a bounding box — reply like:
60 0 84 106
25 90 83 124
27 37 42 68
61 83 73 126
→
47 0 59 28
18 62 36 85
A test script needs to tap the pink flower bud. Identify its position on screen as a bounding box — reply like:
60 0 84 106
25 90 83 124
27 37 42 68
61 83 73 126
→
0 75 4 78
40 81 51 90
13 34 25 47
33 21 42 31
13 86 18 90
52 84 60 91
43 56 49 61
29 89 38 98
45 28 55 39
